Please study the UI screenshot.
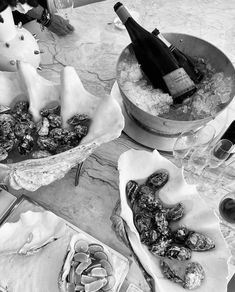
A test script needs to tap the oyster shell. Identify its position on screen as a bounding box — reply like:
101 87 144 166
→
117 149 230 292
0 62 124 191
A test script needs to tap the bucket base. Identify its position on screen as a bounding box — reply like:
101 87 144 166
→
111 82 228 152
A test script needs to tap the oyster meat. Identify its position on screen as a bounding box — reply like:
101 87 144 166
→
146 169 169 190
160 260 205 290
185 232 215 251
183 262 205 290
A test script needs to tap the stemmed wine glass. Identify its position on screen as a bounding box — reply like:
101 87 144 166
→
173 124 216 169
197 139 234 195
216 159 235 191
173 130 197 167
185 125 216 183
53 0 74 20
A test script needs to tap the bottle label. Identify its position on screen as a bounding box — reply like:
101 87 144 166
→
163 68 195 98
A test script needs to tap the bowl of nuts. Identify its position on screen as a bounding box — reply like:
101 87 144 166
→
0 62 124 191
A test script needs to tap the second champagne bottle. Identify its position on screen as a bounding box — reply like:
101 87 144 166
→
114 2 197 103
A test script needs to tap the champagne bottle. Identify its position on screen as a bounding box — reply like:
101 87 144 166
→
114 2 196 103
152 28 203 84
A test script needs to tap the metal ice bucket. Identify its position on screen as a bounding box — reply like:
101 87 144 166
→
116 33 235 136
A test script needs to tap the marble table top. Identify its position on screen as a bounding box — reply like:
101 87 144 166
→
9 0 235 291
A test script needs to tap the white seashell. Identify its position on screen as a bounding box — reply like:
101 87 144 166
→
0 211 70 292
118 149 231 292
0 61 124 191
0 210 66 255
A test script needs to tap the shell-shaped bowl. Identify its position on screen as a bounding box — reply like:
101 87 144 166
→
0 64 124 191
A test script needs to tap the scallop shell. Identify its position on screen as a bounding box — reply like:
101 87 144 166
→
0 62 124 191
117 149 231 292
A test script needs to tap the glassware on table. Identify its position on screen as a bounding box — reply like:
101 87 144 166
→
177 125 216 183
218 191 235 229
217 159 235 191
196 139 234 195
207 139 234 168
186 124 216 173
53 0 74 20
173 130 197 167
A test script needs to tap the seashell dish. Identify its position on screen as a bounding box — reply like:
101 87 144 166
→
0 210 129 292
0 61 125 191
111 149 231 292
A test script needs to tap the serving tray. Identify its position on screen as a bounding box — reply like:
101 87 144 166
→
0 195 129 292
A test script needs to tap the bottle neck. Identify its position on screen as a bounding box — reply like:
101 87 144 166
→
115 4 131 24
0 6 17 42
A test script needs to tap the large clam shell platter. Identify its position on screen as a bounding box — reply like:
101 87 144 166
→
0 209 129 291
111 149 231 291
0 61 124 191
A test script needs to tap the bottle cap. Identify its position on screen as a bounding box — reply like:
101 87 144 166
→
114 2 130 24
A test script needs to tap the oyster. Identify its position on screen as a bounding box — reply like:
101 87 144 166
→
160 260 205 290
166 203 184 221
134 212 153 233
185 232 215 251
118 149 229 292
160 260 184 285
0 147 8 161
154 212 169 236
183 262 205 290
173 226 190 243
0 62 124 191
146 169 169 190
126 180 139 206
137 185 163 211
150 237 172 257
165 245 192 261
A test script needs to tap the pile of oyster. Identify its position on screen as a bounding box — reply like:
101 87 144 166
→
117 149 230 292
59 235 116 292
126 169 215 290
0 61 124 191
0 101 91 160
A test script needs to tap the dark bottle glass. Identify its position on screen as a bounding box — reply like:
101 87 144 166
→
220 120 235 160
114 2 196 103
220 120 235 144
152 28 204 84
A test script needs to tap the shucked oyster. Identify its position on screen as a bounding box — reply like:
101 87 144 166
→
173 227 215 251
160 260 205 290
185 231 215 251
